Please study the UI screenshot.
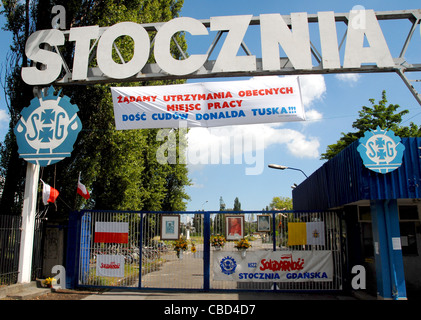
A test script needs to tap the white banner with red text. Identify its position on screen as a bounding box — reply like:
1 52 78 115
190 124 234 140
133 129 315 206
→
111 76 305 129
213 250 333 282
96 254 125 278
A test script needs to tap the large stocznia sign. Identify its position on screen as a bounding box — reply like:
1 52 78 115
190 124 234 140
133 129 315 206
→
111 76 304 129
20 9 419 86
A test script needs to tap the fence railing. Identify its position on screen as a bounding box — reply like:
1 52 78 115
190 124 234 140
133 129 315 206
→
0 214 46 286
0 215 22 286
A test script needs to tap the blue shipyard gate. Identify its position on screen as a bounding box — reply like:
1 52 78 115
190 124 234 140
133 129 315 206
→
66 210 345 292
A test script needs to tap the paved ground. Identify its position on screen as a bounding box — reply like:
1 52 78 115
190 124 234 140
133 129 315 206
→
83 288 363 300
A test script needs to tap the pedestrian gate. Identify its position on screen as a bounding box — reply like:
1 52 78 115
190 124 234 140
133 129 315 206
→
66 210 345 292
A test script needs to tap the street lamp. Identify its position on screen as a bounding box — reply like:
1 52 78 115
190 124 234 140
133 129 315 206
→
268 164 308 178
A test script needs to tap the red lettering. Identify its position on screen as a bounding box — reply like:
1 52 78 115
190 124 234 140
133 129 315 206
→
167 104 201 112
237 87 293 97
207 100 243 110
259 255 304 272
100 262 120 269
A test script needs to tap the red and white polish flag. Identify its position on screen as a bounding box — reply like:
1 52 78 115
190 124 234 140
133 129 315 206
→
41 180 59 205
94 222 129 244
77 174 90 200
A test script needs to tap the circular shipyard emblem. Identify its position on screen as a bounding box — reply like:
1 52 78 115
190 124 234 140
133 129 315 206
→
14 86 82 167
220 256 237 275
356 127 405 174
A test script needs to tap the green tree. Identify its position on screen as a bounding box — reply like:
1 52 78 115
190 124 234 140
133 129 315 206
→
219 196 226 211
269 196 292 211
0 0 190 218
321 90 421 160
233 197 241 211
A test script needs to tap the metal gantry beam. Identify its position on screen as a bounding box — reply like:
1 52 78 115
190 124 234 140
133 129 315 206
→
50 10 421 105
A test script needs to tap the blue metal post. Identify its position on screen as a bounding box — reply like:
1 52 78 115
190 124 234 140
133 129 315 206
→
138 212 143 289
203 211 210 291
272 211 277 291
272 212 276 252
65 211 81 289
370 200 407 299
79 212 91 284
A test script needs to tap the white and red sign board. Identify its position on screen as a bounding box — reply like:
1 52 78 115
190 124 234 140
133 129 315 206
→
111 76 305 129
96 254 125 278
214 250 333 282
94 222 129 244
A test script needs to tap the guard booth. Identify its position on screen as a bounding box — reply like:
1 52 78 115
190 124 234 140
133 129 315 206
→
65 209 345 292
292 137 421 300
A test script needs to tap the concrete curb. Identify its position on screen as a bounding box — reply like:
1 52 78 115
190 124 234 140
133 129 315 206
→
0 281 51 300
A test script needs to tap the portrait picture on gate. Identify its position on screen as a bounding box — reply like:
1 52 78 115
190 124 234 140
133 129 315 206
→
225 215 244 240
161 215 180 240
257 215 271 232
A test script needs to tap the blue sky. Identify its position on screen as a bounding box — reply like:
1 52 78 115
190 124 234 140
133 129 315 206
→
0 1 420 212
180 0 421 211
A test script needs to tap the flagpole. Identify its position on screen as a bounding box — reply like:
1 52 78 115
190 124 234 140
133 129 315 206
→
74 172 81 210
18 162 40 283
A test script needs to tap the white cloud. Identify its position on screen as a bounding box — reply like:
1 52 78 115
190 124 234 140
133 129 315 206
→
190 179 204 189
335 73 361 84
186 124 320 165
305 109 323 122
0 109 9 123
298 74 326 107
258 125 320 158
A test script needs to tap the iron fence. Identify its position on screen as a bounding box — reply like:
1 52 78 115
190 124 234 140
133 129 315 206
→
0 215 22 286
0 214 46 286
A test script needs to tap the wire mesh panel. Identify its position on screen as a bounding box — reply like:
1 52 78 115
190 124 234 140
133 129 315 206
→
77 211 205 290
141 212 204 290
78 211 141 287
0 215 22 285
210 212 275 290
275 211 343 291
210 211 344 291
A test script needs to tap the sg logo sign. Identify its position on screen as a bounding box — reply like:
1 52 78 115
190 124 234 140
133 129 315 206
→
14 86 82 167
357 127 405 174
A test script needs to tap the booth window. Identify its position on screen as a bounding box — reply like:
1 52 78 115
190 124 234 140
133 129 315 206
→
399 205 419 256
359 206 374 257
